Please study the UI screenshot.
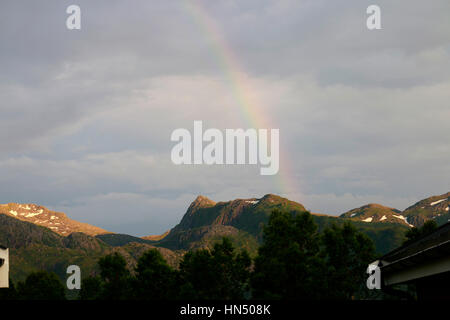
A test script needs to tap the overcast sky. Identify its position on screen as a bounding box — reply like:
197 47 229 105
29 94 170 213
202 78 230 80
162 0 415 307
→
1 0 449 236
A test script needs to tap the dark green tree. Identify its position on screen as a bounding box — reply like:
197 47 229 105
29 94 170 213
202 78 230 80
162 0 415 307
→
78 276 102 300
0 278 17 300
133 249 177 300
17 271 66 300
97 252 132 300
251 210 326 299
320 222 376 299
404 220 438 245
179 237 251 299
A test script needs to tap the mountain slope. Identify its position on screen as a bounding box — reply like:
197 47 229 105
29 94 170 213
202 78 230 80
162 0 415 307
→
97 233 157 247
151 194 310 254
0 213 108 281
403 192 450 226
153 194 407 254
142 230 170 241
0 213 180 284
174 194 307 234
340 203 412 227
0 203 109 236
158 194 308 248
7 192 449 283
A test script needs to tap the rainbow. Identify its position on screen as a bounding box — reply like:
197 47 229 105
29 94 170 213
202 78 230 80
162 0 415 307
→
183 0 301 199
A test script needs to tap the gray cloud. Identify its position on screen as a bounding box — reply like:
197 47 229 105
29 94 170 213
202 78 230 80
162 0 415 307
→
0 0 449 235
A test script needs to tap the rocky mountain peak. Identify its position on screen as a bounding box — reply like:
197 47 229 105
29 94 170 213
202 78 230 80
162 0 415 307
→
0 202 108 236
188 195 216 212
340 203 410 226
403 192 450 226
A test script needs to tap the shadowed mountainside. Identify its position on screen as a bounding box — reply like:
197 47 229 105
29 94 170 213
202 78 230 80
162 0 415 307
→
147 194 410 255
3 191 449 284
402 192 450 227
0 214 181 283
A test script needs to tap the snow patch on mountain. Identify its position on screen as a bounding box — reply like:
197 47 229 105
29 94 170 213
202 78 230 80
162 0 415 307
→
362 217 373 222
25 212 43 218
393 214 413 227
1 203 108 236
430 199 447 206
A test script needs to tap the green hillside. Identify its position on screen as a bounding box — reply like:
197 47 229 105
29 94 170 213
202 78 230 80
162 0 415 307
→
96 233 156 247
6 191 442 288
403 192 450 226
339 203 409 225
0 214 180 284
155 194 407 255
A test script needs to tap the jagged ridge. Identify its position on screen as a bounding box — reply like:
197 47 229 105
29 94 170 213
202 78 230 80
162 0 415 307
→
340 203 412 226
403 192 450 226
0 203 109 236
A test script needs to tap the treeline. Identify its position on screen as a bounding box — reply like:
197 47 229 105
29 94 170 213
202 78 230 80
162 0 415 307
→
1 210 379 300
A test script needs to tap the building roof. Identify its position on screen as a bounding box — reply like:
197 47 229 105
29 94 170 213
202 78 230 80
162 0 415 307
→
381 221 450 263
377 221 450 285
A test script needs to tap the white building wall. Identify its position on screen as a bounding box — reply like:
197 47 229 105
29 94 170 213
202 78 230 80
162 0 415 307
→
0 248 9 288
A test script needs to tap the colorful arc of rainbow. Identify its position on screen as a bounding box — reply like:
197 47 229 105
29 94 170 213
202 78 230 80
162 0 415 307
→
183 0 300 198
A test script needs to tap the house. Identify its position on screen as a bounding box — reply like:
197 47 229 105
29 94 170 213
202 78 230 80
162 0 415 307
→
371 221 450 299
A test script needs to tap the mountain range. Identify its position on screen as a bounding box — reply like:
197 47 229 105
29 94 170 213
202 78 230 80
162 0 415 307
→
0 203 107 236
339 203 412 226
1 191 449 284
